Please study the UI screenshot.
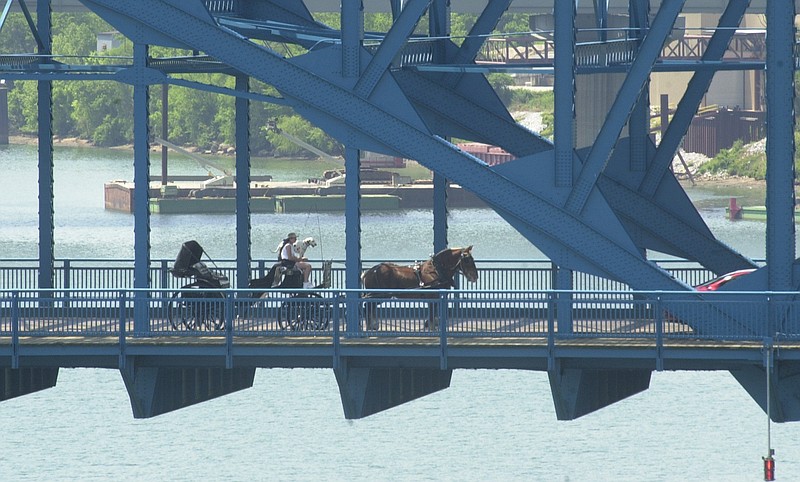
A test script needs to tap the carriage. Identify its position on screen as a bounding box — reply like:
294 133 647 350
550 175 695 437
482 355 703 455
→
168 240 333 331
167 240 230 330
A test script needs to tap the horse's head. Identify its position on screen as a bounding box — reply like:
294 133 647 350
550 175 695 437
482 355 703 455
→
457 246 478 283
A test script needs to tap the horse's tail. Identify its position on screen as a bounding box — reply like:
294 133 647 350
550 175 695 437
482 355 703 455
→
361 265 382 299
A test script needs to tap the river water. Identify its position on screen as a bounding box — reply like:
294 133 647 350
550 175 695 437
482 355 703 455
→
0 143 797 481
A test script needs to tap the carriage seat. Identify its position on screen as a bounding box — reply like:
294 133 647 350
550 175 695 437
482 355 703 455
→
270 262 300 288
188 261 230 288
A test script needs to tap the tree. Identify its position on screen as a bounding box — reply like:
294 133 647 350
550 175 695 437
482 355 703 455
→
265 115 342 158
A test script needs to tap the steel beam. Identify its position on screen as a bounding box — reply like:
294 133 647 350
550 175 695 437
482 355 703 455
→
132 42 150 333
85 0 724 314
445 0 512 71
353 0 429 99
235 75 251 289
639 0 750 195
393 70 551 156
341 0 362 78
430 0 449 254
0 0 13 32
36 0 53 291
554 0 576 187
628 0 650 173
564 0 685 214
598 172 757 273
345 146 361 333
765 0 797 292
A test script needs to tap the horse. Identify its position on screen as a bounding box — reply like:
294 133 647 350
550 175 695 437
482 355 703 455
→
361 246 478 330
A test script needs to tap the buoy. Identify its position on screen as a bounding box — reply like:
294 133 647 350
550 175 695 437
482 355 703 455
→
763 454 775 481
729 197 742 220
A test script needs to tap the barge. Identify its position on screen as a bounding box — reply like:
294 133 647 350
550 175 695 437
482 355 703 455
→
105 170 485 214
727 197 800 222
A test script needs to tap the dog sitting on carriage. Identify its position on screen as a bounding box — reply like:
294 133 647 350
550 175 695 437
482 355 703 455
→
244 236 330 300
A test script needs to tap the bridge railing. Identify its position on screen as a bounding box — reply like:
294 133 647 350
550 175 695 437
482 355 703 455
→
477 31 770 65
0 258 721 292
0 287 793 342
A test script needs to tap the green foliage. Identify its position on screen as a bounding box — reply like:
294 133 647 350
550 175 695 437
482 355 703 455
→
67 80 133 145
540 112 554 140
0 14 37 53
487 73 515 106
496 13 532 36
697 140 766 180
264 115 342 158
509 89 554 112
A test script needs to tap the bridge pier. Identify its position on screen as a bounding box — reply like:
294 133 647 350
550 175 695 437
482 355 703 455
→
0 367 59 401
548 363 651 420
121 365 255 418
732 362 800 423
334 359 452 419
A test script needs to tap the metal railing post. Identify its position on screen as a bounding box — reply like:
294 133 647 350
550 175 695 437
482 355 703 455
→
439 290 448 369
333 291 341 370
11 291 19 369
655 296 664 371
63 260 71 308
547 291 555 371
225 290 234 369
118 290 126 370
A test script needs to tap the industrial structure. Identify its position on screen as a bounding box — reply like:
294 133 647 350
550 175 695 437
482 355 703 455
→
1 0 800 428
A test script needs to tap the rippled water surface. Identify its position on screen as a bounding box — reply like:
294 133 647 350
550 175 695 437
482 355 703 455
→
1 144 798 481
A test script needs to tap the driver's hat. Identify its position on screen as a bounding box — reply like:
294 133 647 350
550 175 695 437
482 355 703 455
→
287 232 297 239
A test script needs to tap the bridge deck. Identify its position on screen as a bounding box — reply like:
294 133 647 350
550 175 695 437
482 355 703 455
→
3 333 796 371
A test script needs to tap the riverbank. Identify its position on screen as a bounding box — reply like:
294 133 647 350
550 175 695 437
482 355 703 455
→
7 134 769 189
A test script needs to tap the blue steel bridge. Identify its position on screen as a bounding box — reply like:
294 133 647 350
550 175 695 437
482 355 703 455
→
2 257 799 420
2 0 800 421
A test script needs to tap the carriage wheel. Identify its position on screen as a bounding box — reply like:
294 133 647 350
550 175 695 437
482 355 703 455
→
279 300 304 330
168 292 196 330
167 292 199 330
199 292 225 331
307 303 331 330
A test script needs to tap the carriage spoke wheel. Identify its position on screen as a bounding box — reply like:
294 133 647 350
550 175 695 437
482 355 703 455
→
306 304 331 330
168 292 198 330
200 293 225 331
279 301 305 330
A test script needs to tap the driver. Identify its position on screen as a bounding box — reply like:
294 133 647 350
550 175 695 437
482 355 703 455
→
278 232 313 288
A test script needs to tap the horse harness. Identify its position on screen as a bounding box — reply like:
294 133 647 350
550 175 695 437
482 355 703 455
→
413 253 461 289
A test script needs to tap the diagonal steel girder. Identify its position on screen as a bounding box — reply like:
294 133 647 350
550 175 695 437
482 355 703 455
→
354 0 430 98
439 0 512 89
564 0 686 214
597 173 757 273
392 70 552 157
83 0 692 292
639 0 751 195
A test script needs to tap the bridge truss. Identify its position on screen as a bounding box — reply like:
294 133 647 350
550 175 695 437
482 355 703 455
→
1 0 800 421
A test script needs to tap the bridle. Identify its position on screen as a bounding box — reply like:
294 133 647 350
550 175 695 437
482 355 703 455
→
429 249 471 288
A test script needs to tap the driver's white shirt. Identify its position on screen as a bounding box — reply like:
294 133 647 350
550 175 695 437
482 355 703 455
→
280 243 294 261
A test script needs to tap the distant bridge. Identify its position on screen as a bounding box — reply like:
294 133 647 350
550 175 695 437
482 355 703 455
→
16 0 800 14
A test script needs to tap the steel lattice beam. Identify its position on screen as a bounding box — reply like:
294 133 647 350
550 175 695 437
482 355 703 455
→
564 0 686 214
639 0 751 195
83 0 685 294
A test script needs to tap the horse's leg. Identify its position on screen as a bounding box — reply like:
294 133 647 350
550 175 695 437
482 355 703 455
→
428 302 438 331
363 298 379 330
